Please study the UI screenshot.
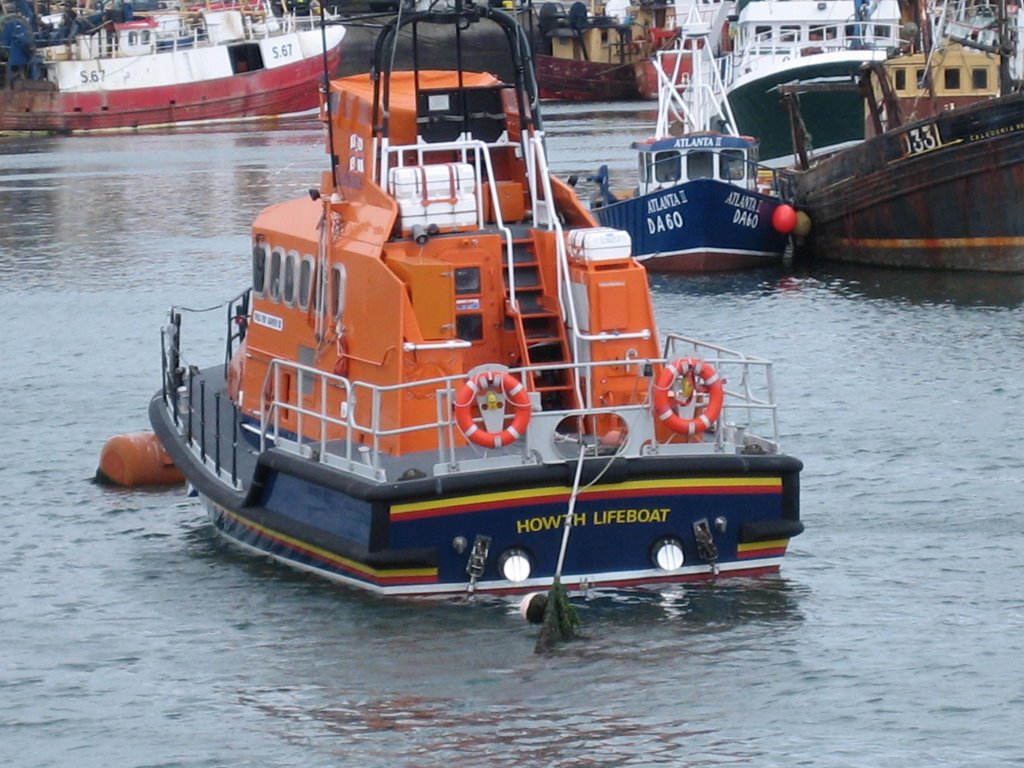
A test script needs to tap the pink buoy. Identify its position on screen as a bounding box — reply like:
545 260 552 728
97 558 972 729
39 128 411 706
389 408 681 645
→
771 204 798 234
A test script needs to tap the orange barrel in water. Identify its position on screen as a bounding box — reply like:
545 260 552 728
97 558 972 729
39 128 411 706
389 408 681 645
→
96 432 184 487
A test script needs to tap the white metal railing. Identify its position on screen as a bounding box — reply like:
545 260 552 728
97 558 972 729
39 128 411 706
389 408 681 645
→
728 20 903 81
523 131 653 393
663 333 781 446
255 343 783 480
50 4 329 62
379 134 523 311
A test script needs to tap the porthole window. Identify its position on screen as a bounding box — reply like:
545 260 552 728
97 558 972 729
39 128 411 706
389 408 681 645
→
331 264 347 319
252 240 268 296
269 248 283 302
298 255 313 310
284 251 297 306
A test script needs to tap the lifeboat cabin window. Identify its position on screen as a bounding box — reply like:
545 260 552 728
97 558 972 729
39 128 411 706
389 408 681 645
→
284 251 298 306
454 266 483 342
252 241 269 297
944 67 961 91
269 248 283 302
298 255 313 310
330 264 347 320
972 67 989 90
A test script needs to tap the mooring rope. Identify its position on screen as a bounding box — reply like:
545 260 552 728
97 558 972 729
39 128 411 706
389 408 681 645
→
534 444 586 653
555 443 587 577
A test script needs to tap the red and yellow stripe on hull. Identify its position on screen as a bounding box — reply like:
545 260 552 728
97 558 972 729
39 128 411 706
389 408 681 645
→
736 538 790 560
391 476 783 521
215 506 438 587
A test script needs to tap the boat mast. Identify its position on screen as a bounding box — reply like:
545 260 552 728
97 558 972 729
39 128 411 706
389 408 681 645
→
998 0 1014 95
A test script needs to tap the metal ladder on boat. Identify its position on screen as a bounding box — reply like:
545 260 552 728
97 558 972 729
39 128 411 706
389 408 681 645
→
504 232 578 411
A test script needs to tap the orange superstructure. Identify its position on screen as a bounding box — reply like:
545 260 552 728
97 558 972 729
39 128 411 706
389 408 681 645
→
232 64 668 457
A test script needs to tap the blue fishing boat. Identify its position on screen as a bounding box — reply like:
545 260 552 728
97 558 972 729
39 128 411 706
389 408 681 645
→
590 16 797 273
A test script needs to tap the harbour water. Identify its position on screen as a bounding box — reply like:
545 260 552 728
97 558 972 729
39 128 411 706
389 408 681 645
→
3 106 1024 767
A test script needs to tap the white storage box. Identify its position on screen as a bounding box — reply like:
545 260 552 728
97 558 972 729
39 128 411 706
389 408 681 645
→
567 227 633 263
388 163 478 234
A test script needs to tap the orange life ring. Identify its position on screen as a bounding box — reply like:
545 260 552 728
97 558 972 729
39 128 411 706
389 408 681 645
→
652 357 724 436
453 370 532 449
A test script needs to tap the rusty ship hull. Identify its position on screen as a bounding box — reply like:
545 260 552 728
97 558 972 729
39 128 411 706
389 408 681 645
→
792 91 1024 272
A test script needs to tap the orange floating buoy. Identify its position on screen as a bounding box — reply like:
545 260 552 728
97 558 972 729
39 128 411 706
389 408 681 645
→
96 432 184 487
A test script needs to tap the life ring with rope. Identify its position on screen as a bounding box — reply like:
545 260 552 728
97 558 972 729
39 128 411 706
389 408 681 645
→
453 370 532 449
652 357 724 436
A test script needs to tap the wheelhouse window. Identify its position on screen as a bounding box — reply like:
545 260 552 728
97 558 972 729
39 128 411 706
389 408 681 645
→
283 251 297 306
269 248 283 302
252 241 268 296
894 67 907 91
944 67 961 91
654 150 681 183
298 255 313 310
639 153 652 183
720 150 746 181
972 67 989 90
686 151 714 180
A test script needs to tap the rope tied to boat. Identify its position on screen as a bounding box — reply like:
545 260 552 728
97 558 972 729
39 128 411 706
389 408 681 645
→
534 444 586 653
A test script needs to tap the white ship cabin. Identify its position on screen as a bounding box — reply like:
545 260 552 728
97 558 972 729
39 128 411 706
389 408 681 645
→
729 0 903 75
49 6 284 62
633 133 764 196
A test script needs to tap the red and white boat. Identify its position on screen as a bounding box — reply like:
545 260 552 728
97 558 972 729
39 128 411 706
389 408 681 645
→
0 1 345 132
